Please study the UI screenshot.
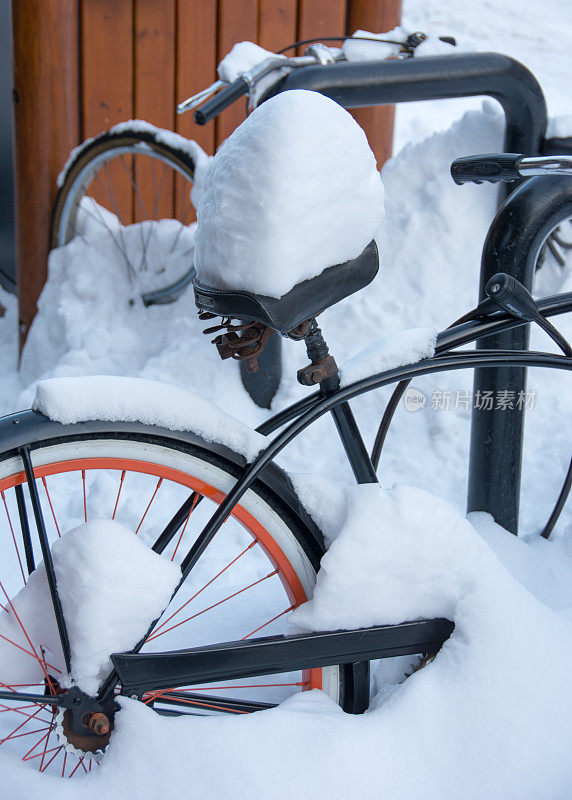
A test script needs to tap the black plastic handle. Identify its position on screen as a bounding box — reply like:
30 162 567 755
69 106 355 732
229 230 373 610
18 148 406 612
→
194 78 249 125
451 153 523 185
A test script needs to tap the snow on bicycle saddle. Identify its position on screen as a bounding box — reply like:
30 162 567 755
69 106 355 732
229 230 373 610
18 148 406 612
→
193 89 383 335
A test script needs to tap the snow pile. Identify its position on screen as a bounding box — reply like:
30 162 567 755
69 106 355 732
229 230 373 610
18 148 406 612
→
5 487 572 799
194 89 384 298
343 28 456 62
339 326 437 387
34 376 268 462
52 520 180 694
342 27 408 61
0 520 181 695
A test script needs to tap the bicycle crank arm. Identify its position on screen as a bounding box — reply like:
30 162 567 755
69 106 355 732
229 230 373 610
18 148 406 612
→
112 618 454 696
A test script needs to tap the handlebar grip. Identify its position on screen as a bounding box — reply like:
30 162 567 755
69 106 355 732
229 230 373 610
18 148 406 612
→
451 153 523 185
194 78 249 125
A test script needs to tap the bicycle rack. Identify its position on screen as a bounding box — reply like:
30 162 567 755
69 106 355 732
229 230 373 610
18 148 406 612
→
261 51 572 534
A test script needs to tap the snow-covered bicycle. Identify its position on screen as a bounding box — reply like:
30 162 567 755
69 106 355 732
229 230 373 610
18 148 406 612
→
2 90 572 779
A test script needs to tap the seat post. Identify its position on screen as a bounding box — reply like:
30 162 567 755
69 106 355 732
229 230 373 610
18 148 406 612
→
298 319 378 485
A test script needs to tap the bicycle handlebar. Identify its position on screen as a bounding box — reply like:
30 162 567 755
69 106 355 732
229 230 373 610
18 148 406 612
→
194 77 250 125
451 154 572 185
451 153 523 184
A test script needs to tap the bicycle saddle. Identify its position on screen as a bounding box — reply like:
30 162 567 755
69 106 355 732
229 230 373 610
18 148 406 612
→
192 90 384 336
194 239 379 334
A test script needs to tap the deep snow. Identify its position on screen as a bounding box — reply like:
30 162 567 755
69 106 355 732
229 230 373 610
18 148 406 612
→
0 0 571 796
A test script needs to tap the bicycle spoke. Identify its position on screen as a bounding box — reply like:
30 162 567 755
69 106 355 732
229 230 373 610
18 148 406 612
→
41 478 61 538
0 708 50 748
0 632 59 675
152 540 257 636
170 505 195 562
147 569 278 642
167 198 196 256
98 165 128 227
112 470 126 519
40 744 63 772
82 469 87 522
79 200 134 277
2 490 26 583
121 154 151 272
134 477 163 534
242 606 295 640
68 756 88 777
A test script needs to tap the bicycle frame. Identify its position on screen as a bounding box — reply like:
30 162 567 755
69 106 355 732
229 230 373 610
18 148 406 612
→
109 290 572 701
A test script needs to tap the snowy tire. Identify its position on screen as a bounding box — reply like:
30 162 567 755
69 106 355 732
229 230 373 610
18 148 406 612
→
0 419 361 777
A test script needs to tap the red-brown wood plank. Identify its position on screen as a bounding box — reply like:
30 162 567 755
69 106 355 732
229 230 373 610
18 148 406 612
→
296 0 346 52
13 0 80 348
258 0 297 53
215 0 258 148
174 0 218 222
81 0 134 222
134 0 176 220
347 0 402 168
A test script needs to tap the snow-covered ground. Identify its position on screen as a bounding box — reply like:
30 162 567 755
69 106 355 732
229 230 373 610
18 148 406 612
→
1 1 572 797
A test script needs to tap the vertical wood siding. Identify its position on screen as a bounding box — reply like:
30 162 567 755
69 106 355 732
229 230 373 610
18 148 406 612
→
14 0 400 346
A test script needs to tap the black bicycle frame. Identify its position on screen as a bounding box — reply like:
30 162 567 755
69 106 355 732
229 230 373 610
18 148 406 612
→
110 291 572 701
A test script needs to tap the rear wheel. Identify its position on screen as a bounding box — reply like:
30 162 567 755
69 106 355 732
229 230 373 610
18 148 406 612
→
0 429 356 778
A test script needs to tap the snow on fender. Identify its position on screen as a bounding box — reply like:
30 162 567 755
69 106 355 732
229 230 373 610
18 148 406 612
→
33 375 268 462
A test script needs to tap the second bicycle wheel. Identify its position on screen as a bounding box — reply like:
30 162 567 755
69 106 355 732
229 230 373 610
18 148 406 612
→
0 414 356 778
51 125 208 305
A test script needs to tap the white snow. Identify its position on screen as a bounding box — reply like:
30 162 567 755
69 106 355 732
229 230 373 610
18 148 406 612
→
194 90 384 298
339 326 437 387
546 114 572 139
34 376 268 462
5 487 572 799
0 520 180 695
342 27 456 62
342 27 409 61
0 0 571 793
217 41 286 83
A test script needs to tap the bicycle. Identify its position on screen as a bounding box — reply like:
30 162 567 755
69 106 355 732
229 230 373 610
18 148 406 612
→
49 33 439 312
1 86 572 778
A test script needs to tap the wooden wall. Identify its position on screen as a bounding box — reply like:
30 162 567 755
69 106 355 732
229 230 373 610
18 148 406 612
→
13 0 401 347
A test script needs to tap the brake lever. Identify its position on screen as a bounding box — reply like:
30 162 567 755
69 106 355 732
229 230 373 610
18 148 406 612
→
177 80 226 115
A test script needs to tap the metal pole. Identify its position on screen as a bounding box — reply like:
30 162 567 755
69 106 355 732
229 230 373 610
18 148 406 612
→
271 52 550 533
468 176 572 532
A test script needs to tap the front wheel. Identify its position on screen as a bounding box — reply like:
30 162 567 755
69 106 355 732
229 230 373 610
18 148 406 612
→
51 125 207 306
0 419 358 778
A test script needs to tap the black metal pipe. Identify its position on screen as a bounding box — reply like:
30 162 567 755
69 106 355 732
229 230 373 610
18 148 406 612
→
179 348 572 585
268 53 547 156
330 401 378 483
267 53 553 524
468 176 572 533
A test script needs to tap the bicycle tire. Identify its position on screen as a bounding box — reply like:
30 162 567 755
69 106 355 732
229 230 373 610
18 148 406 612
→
0 415 362 777
51 127 200 306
